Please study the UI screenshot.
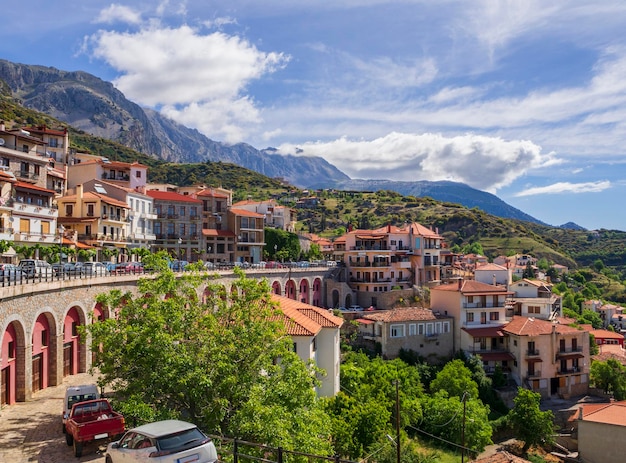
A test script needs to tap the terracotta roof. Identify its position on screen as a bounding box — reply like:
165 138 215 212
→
196 188 229 198
432 280 513 295
502 316 582 336
362 307 448 323
146 190 202 203
585 327 624 340
593 346 626 365
202 229 236 237
271 294 343 336
462 326 506 337
229 208 265 218
475 263 508 271
61 191 129 208
14 181 56 194
0 170 16 182
580 401 626 426
469 450 532 463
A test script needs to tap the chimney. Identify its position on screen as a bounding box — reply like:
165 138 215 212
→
493 273 496 286
77 184 83 199
0 121 4 131
458 278 462 290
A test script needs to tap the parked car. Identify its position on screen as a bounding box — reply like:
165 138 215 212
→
62 384 100 434
18 259 53 277
114 262 144 274
80 262 109 276
265 261 283 269
0 263 25 281
348 305 364 311
204 261 215 270
59 262 83 276
65 398 125 457
169 260 189 271
105 419 218 463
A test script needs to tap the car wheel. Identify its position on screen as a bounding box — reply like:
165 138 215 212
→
66 432 73 446
105 455 113 463
62 423 66 434
73 439 83 457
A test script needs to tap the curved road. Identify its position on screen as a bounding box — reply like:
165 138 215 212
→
0 372 107 463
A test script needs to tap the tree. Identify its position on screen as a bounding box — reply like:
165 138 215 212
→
522 261 536 279
86 258 331 453
430 359 479 400
508 388 556 453
590 359 626 400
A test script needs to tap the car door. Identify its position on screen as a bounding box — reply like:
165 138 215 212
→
115 431 154 462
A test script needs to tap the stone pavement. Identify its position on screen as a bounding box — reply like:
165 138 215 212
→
0 372 108 463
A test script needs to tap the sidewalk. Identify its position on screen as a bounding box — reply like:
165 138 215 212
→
0 372 107 463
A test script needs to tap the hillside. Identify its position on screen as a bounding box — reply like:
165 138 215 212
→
3 87 626 273
0 59 550 224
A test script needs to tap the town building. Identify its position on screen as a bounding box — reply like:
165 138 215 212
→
507 279 562 320
272 294 343 397
503 316 589 398
577 401 626 463
232 198 296 232
356 307 454 360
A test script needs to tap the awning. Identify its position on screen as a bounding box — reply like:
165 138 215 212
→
1 246 16 257
462 326 506 337
526 357 543 363
474 352 515 361
556 352 585 359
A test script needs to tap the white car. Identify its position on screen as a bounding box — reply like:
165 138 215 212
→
105 419 218 463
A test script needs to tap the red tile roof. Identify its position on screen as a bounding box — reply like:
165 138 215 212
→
432 280 513 295
201 229 236 237
230 208 265 218
14 181 56 194
502 316 582 336
146 190 202 203
61 191 129 208
196 188 229 198
580 401 626 426
271 294 343 336
362 307 446 323
462 326 506 337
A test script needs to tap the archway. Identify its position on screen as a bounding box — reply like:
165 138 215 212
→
32 313 54 392
1 321 26 404
285 279 297 300
331 289 340 309
299 279 310 304
312 278 323 307
271 281 282 295
62 307 82 377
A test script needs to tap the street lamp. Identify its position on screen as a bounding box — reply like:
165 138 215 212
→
178 237 183 260
58 224 65 265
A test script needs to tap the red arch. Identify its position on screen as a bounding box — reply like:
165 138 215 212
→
32 314 51 392
285 280 297 300
312 278 323 307
1 323 20 405
299 279 310 303
272 281 282 295
63 308 81 377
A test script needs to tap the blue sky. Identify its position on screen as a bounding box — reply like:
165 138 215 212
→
3 1 626 231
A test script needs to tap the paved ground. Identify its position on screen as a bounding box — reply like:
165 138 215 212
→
0 372 108 463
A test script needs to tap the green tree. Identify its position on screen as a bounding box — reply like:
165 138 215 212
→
508 388 556 453
86 260 331 453
522 261 536 279
430 359 479 400
590 359 626 400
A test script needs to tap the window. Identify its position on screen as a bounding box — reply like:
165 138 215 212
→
179 206 186 217
7 340 15 359
65 204 74 216
467 312 474 323
312 337 317 352
87 204 94 216
528 306 540 314
468 296 474 303
435 322 442 334
426 323 433 335
135 170 142 178
390 324 405 338
443 321 450 333
489 312 500 321
409 324 416 336
41 329 48 347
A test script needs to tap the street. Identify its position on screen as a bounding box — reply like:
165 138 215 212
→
0 372 107 463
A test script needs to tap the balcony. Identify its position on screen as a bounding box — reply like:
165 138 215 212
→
526 349 541 358
526 370 542 379
17 171 40 182
13 201 58 217
557 367 581 376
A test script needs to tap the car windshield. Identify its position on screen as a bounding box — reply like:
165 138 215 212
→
157 427 206 451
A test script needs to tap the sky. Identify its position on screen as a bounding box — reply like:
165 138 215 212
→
2 1 626 231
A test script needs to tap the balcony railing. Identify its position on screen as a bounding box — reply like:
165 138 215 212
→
526 349 540 357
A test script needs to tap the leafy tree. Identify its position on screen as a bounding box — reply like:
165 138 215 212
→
430 359 479 400
590 359 626 400
86 258 331 453
508 388 555 453
522 261 536 279
578 309 603 328
420 391 492 454
589 334 599 355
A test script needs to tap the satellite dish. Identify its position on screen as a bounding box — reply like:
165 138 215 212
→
0 139 5 146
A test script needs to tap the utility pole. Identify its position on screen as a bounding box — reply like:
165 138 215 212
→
461 392 468 463
395 379 401 463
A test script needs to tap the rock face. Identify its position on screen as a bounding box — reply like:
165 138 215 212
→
0 59 350 187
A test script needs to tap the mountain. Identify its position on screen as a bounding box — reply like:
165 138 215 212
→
0 59 546 224
314 178 548 225
0 59 349 187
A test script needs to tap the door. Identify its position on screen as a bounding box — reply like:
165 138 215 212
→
63 342 73 377
32 354 43 392
1 367 8 405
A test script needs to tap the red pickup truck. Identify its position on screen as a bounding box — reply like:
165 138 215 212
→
64 398 125 457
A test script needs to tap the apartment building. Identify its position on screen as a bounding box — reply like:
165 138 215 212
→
507 279 562 320
503 316 590 398
67 158 149 191
57 184 130 250
0 124 60 247
146 190 203 262
232 198 296 232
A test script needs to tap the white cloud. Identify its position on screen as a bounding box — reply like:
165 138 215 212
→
94 4 143 25
515 181 611 197
278 132 557 192
85 22 289 142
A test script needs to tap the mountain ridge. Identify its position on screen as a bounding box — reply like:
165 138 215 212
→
0 58 550 226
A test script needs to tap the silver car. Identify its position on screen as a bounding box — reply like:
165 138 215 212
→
105 419 218 463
